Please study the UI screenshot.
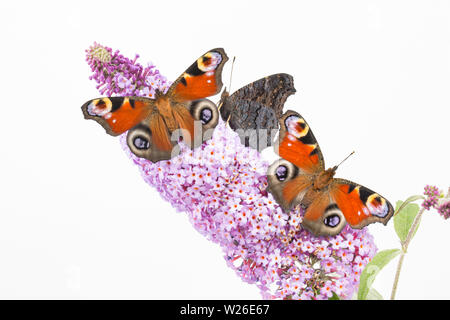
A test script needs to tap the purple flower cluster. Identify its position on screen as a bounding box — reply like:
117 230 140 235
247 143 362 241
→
422 185 450 220
438 201 450 219
436 188 450 220
422 185 441 211
86 42 170 96
86 43 377 299
120 124 377 299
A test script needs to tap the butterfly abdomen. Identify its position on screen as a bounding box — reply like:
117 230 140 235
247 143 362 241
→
154 96 179 132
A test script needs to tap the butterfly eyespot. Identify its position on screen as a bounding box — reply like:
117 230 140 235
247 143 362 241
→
197 52 222 72
285 115 308 138
133 136 150 150
318 204 346 235
366 193 389 218
86 98 112 117
324 214 341 228
126 125 153 159
190 99 219 131
275 165 288 181
267 159 298 187
200 108 213 124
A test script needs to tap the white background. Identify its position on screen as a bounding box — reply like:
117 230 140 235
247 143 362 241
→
0 0 449 299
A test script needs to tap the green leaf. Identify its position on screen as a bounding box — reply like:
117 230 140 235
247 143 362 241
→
357 249 401 300
366 288 383 300
394 200 420 243
352 288 383 300
393 195 424 217
329 292 340 300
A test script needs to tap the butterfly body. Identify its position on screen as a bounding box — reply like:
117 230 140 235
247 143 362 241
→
82 49 228 162
312 167 335 190
268 110 394 236
153 95 177 132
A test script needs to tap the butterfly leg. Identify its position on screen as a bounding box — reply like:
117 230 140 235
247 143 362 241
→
226 113 232 125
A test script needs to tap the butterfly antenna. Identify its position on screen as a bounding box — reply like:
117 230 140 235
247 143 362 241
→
335 151 355 169
229 56 236 93
218 56 236 111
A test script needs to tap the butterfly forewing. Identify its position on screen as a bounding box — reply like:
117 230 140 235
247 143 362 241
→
219 74 296 151
220 73 295 119
277 110 325 174
330 179 394 229
168 48 229 102
81 97 154 136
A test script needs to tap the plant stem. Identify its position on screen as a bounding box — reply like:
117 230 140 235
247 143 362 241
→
390 207 425 300
390 246 406 300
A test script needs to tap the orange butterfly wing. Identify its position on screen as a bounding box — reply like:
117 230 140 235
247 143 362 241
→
331 179 394 229
168 48 229 102
300 190 348 236
303 191 332 221
267 111 324 212
282 175 313 206
277 110 324 174
81 97 152 136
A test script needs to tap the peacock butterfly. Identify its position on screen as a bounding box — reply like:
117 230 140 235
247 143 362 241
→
267 110 394 236
81 48 229 162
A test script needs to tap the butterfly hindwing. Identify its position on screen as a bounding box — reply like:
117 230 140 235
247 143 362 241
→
301 191 348 236
168 48 229 102
161 99 220 151
267 159 313 211
188 99 220 144
330 179 394 229
225 99 279 151
126 116 175 163
81 97 153 136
